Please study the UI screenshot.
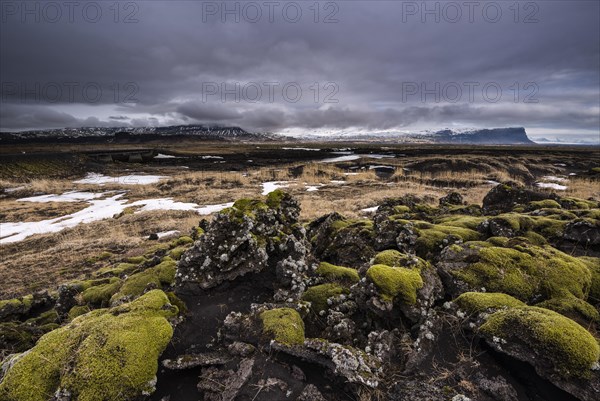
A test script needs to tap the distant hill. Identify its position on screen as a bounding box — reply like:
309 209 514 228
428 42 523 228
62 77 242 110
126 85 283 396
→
0 125 277 144
428 127 534 144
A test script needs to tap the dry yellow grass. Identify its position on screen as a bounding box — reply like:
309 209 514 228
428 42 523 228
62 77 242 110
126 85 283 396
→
1 149 597 299
0 210 199 298
565 177 600 200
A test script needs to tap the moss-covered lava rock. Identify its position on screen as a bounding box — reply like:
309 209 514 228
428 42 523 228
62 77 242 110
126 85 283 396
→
480 306 599 379
439 241 592 302
315 262 359 284
366 264 423 304
260 307 305 345
455 292 526 314
176 190 309 293
302 283 347 312
110 257 177 305
0 290 178 401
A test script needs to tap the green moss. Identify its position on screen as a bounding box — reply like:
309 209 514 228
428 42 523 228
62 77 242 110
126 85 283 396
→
580 257 600 303
265 189 286 208
226 198 269 222
193 226 205 239
393 205 411 214
480 306 599 379
110 258 177 304
451 244 592 302
415 224 480 256
26 310 58 326
537 294 600 323
330 219 350 231
535 246 592 300
0 322 35 352
170 236 193 247
529 200 562 210
0 299 22 311
86 251 113 264
316 262 360 284
125 256 146 264
366 264 423 304
486 236 510 247
455 292 526 314
412 203 435 215
168 246 187 260
0 295 33 318
493 213 534 232
94 262 139 278
436 215 486 230
81 278 122 306
302 284 347 312
561 197 598 210
260 308 305 345
63 278 118 294
530 216 567 238
373 250 405 267
165 292 187 315
143 243 171 258
67 305 91 321
521 231 547 246
0 290 176 401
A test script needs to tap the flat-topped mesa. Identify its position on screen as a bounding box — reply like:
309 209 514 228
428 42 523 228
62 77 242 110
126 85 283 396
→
431 127 534 145
175 190 311 296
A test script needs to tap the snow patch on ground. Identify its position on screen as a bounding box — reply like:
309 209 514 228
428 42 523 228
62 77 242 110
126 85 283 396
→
18 191 108 203
541 175 568 183
261 181 290 195
1 192 234 244
1 194 129 244
4 186 26 193
321 155 361 163
196 202 235 215
361 206 379 213
74 173 167 185
154 153 182 159
156 230 180 239
305 184 324 192
282 147 321 151
536 182 568 190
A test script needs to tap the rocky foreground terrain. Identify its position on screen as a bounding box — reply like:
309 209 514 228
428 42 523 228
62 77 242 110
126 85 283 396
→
1 183 599 401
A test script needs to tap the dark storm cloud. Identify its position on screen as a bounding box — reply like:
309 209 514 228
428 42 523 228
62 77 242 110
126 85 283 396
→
0 1 598 137
176 102 243 122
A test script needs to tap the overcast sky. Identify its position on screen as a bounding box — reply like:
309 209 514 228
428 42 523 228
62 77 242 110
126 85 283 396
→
1 0 598 140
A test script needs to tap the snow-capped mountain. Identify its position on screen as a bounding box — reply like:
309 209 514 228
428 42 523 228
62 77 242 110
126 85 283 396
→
0 125 278 144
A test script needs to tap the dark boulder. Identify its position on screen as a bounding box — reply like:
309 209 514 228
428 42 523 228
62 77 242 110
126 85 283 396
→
483 183 559 214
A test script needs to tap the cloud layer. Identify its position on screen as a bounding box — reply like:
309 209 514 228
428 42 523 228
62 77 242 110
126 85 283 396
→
1 1 598 139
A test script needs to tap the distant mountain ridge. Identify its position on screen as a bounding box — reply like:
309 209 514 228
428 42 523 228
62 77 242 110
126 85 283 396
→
0 125 535 145
0 125 277 144
288 127 535 144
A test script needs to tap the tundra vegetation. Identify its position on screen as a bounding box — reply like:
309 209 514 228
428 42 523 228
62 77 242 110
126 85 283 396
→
0 143 599 401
